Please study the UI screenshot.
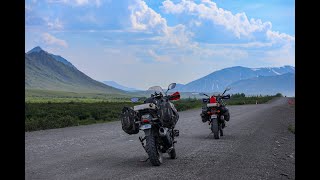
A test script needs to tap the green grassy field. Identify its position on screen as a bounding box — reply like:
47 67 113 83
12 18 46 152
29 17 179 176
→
25 92 282 132
25 89 140 103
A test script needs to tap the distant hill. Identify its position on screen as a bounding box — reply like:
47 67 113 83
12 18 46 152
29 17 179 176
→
228 73 295 96
176 66 295 95
25 47 126 94
102 81 140 92
175 83 185 90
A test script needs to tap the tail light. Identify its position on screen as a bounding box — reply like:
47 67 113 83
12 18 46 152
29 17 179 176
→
142 119 150 123
141 114 152 123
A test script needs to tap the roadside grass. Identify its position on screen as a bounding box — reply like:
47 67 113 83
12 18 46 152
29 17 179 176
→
25 89 138 103
288 124 295 134
25 94 281 132
25 102 140 131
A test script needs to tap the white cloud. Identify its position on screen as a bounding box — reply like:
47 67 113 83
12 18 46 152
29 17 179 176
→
154 24 196 48
128 0 196 49
129 0 168 34
189 19 202 27
194 46 249 60
47 18 64 30
75 0 89 5
161 0 293 43
266 30 295 44
203 42 273 48
263 43 295 66
148 49 173 63
41 33 68 47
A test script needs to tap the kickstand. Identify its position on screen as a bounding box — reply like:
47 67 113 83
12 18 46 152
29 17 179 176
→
139 136 147 153
139 157 149 162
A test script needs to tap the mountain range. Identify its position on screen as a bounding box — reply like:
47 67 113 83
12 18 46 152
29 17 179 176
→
175 65 295 96
102 81 140 92
25 46 295 97
25 47 125 94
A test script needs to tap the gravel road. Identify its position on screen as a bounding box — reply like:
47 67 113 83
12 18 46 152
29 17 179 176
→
25 97 295 180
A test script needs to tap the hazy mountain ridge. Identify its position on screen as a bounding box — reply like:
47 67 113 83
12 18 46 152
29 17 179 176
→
228 72 295 96
175 65 295 96
102 81 140 92
25 47 126 94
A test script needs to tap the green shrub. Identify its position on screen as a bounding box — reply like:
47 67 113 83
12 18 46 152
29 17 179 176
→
288 124 295 134
25 93 280 131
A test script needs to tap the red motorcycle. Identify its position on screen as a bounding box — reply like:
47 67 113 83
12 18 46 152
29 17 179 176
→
200 87 231 139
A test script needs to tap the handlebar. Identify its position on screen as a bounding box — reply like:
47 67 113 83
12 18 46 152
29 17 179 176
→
222 94 230 99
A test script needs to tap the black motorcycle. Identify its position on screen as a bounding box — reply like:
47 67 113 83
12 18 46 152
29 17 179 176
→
120 83 181 166
200 87 231 139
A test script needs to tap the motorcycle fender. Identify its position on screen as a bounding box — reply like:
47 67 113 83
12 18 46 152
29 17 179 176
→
143 129 152 136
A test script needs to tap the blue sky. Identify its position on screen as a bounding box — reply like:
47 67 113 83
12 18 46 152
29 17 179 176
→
25 0 295 89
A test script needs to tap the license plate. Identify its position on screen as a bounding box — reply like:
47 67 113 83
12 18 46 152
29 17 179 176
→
140 124 151 130
211 114 217 118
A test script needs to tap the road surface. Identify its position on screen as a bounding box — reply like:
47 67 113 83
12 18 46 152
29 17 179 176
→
25 97 295 180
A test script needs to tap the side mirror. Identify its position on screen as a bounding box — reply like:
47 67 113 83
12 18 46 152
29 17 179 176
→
130 97 139 102
200 93 209 97
168 83 176 90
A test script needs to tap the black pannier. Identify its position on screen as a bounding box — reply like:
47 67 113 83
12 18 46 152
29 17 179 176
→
220 106 230 121
158 101 177 128
200 112 210 122
201 104 209 122
120 106 139 134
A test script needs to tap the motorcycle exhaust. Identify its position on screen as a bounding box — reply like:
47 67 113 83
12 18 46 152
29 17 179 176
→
159 127 168 137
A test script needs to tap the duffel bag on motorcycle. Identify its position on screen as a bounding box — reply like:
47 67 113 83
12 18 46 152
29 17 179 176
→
120 106 140 134
200 112 210 122
200 105 210 122
158 101 177 128
219 106 230 121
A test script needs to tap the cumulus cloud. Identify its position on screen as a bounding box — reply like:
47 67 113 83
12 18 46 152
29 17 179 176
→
161 0 293 43
41 33 68 47
266 30 295 44
128 0 168 34
128 0 196 49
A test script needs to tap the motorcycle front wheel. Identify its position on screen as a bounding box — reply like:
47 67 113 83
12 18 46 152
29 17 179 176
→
146 135 163 166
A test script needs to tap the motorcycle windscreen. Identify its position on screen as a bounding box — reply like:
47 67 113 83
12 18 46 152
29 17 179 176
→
147 86 164 94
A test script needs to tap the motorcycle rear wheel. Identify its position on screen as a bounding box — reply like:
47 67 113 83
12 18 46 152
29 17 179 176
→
211 118 220 139
146 135 163 166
